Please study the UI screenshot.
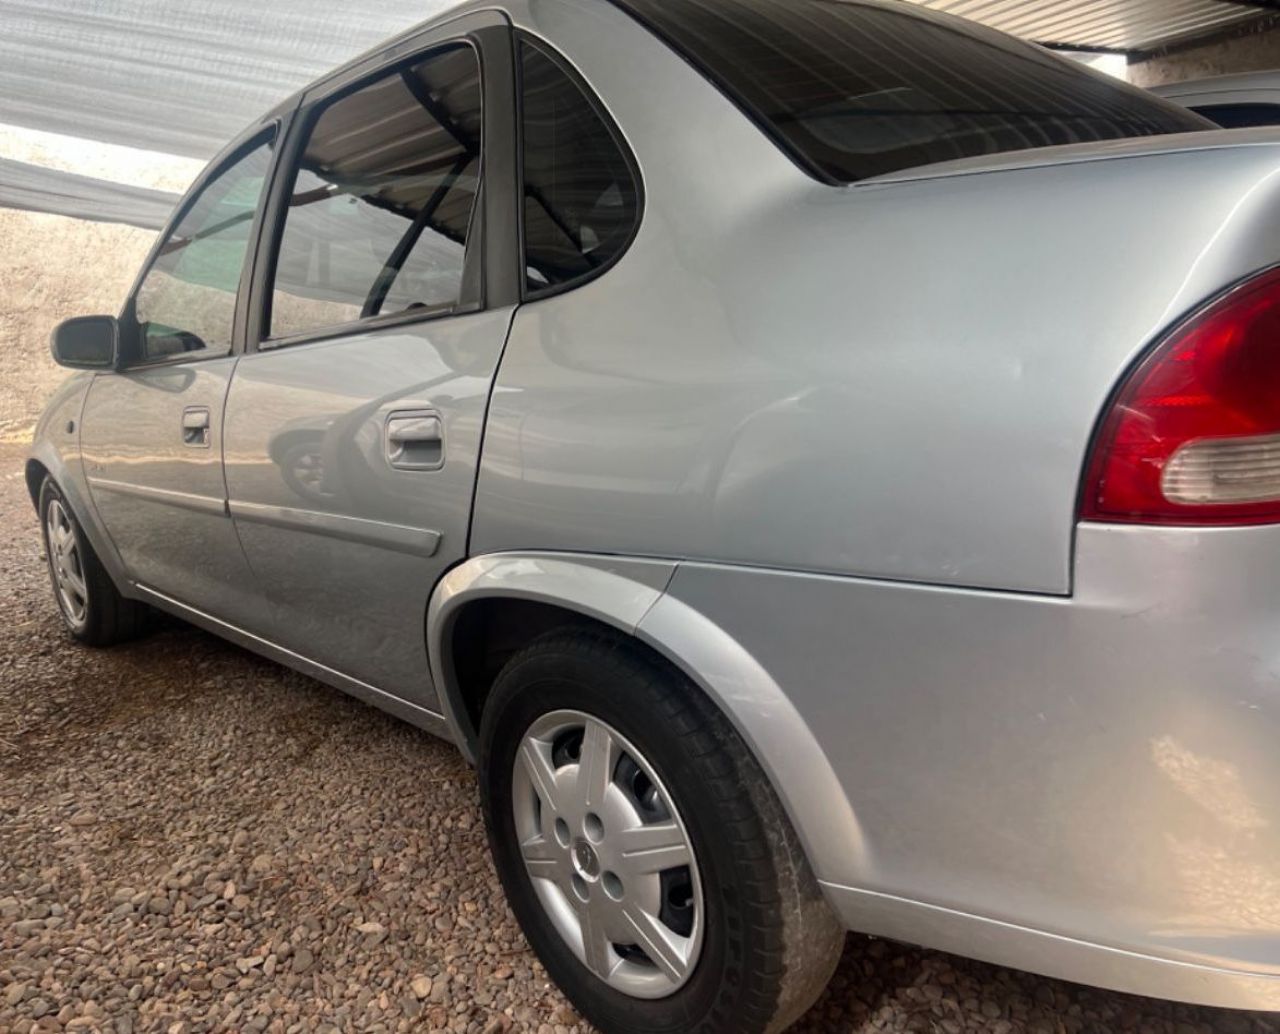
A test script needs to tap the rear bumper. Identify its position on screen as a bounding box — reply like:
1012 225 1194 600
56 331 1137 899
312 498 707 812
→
655 522 1280 1010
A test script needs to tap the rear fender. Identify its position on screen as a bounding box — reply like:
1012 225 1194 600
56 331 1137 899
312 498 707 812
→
426 552 865 886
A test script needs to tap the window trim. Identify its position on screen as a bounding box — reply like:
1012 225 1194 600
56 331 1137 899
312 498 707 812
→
248 30 497 353
515 31 645 304
116 122 283 371
256 296 482 353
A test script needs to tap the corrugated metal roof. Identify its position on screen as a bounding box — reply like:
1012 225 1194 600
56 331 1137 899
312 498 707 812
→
909 0 1268 53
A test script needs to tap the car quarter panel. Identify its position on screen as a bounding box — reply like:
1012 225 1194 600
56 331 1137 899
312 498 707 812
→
471 0 1280 595
657 525 1280 1001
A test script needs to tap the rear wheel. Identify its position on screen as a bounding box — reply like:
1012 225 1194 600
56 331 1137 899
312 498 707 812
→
39 478 146 646
479 628 843 1034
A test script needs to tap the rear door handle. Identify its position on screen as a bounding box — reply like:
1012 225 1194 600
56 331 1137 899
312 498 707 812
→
182 407 211 447
386 411 443 470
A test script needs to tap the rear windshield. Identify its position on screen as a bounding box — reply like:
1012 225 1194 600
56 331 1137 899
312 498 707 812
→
610 0 1210 183
1191 102 1280 129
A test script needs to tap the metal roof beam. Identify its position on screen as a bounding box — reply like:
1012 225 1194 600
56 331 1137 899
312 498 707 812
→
1035 40 1136 55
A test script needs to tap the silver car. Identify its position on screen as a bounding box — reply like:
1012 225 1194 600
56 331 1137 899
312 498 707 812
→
1153 71 1280 127
27 0 1280 1029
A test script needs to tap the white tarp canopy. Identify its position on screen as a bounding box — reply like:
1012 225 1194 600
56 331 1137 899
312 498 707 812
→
0 155 180 229
0 0 453 228
0 0 453 158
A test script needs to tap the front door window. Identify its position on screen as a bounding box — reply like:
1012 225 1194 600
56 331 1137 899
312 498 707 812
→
131 135 275 361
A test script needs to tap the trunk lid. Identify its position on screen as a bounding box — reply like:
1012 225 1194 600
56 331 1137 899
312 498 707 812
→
864 127 1280 185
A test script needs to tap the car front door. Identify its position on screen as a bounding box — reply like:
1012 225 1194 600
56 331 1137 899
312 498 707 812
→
80 126 283 626
221 13 519 717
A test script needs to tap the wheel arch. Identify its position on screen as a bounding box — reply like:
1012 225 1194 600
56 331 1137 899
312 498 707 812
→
427 553 675 759
426 552 866 887
25 457 49 509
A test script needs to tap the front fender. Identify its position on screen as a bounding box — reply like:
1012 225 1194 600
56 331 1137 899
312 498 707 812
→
425 551 865 887
27 374 132 595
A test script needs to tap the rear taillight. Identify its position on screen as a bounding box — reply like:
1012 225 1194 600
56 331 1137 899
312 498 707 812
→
1082 267 1280 524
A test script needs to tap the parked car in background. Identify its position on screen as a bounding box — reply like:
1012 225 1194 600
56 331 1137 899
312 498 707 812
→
1153 70 1280 126
27 0 1280 1029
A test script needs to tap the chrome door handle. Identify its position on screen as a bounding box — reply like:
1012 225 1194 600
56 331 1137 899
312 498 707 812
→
182 407 211 447
386 411 443 470
387 415 441 444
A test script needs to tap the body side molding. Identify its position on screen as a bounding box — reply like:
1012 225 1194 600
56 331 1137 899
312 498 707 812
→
89 476 228 518
229 499 442 557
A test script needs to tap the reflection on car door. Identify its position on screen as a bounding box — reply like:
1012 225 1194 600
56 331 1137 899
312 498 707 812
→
81 131 278 625
223 19 517 717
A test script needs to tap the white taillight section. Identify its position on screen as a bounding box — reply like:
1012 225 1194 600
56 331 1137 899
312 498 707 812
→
1162 432 1280 505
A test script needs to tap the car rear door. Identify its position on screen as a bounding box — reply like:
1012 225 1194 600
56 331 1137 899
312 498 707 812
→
221 12 519 718
80 125 284 627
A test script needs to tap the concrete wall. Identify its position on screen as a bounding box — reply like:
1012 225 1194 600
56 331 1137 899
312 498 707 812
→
0 127 197 440
1131 23 1280 88
0 207 155 441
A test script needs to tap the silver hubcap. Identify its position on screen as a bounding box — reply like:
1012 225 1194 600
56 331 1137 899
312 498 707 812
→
512 710 703 999
46 499 88 628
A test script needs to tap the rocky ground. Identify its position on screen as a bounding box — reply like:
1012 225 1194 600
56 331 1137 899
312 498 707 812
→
1 440 1278 1034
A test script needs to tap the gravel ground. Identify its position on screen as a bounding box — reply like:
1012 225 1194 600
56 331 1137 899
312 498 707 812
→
2 439 1279 1034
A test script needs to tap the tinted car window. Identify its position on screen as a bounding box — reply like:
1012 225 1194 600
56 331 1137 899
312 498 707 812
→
132 135 274 360
269 44 482 340
520 38 640 294
1191 103 1280 128
610 0 1210 183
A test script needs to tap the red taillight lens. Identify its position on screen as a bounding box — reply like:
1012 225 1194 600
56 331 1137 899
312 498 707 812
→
1082 267 1280 524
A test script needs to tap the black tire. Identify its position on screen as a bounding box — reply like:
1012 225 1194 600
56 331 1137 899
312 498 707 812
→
479 628 844 1034
38 477 147 646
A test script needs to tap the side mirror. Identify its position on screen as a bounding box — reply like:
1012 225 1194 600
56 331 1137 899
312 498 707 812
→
50 315 119 370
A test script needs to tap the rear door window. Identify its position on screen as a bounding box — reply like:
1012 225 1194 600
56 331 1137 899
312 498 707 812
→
610 0 1210 183
268 44 482 341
